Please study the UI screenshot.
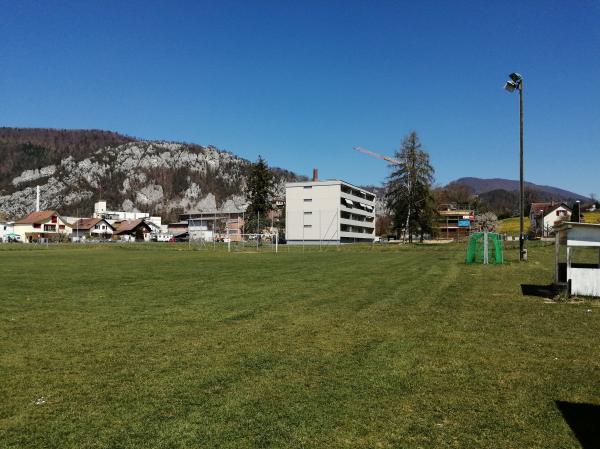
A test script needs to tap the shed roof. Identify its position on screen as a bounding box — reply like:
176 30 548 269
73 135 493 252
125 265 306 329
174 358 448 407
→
555 222 600 247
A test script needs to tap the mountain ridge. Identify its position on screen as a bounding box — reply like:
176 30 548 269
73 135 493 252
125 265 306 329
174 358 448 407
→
451 177 590 202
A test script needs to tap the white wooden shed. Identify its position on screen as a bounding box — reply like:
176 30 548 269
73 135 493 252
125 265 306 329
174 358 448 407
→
555 222 600 297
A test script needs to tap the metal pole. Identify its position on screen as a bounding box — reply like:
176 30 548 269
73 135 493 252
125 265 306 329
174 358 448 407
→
519 80 525 261
483 230 489 265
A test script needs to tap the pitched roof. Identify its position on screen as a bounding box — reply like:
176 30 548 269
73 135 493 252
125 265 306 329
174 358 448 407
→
114 219 150 234
15 210 59 225
73 218 114 231
531 202 571 217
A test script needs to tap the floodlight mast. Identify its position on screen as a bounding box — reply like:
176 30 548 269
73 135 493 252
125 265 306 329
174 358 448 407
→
505 72 525 261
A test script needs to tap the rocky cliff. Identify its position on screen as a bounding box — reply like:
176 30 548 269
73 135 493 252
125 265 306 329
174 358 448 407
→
0 128 303 220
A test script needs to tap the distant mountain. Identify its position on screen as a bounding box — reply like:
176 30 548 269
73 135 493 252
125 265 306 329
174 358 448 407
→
452 177 590 202
0 127 305 220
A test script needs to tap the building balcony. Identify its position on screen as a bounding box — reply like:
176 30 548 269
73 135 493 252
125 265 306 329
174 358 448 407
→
340 191 375 207
340 217 375 229
340 230 375 240
340 203 375 218
340 185 376 203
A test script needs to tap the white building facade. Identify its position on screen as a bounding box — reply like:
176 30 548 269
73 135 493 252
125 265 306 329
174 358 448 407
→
285 180 376 244
530 202 572 237
1 221 15 242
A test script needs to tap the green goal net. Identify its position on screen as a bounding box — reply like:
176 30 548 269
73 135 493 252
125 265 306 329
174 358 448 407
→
466 232 504 264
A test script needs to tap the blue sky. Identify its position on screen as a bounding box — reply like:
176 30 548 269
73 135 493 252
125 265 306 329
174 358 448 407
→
1 0 599 195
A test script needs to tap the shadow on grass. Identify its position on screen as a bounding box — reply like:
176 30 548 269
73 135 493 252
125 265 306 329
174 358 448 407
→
520 284 560 298
555 401 600 449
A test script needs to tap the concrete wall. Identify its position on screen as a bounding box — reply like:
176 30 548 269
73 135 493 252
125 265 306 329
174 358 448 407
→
286 182 341 243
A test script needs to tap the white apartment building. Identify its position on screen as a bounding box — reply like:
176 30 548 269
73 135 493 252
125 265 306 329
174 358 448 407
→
285 180 376 244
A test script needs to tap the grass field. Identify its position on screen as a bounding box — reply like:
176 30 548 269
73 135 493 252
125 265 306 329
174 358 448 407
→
583 210 600 224
1 243 599 448
498 216 531 235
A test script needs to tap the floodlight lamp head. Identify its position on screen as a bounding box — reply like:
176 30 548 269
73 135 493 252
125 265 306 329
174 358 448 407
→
509 72 522 83
504 80 517 92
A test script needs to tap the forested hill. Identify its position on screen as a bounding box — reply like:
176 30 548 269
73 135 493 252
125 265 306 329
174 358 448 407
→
0 128 135 187
0 127 303 220
453 177 590 201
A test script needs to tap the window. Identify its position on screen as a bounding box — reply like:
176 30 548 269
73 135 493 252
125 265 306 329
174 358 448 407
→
303 186 312 189
303 224 312 228
304 199 312 202
51 216 57 224
33 223 41 229
59 225 65 230
44 224 56 232
304 211 312 215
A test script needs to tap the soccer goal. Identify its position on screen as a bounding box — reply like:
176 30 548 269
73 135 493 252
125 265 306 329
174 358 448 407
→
465 231 504 264
227 233 279 253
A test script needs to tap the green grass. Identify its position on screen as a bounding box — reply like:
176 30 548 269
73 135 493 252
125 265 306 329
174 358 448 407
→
1 243 598 448
583 210 600 224
498 216 531 235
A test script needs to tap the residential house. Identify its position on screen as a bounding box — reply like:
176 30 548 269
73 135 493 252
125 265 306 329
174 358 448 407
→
530 202 572 237
71 218 115 240
113 219 152 242
179 200 247 241
144 219 172 242
13 210 72 243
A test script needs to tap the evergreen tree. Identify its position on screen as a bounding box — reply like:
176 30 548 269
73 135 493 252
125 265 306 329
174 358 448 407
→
385 132 435 242
245 156 275 233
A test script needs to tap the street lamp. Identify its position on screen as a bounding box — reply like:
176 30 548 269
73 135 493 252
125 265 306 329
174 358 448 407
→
576 200 581 222
505 72 525 261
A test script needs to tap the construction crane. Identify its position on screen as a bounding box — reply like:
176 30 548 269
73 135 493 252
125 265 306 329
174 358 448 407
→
353 146 401 165
353 146 413 243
